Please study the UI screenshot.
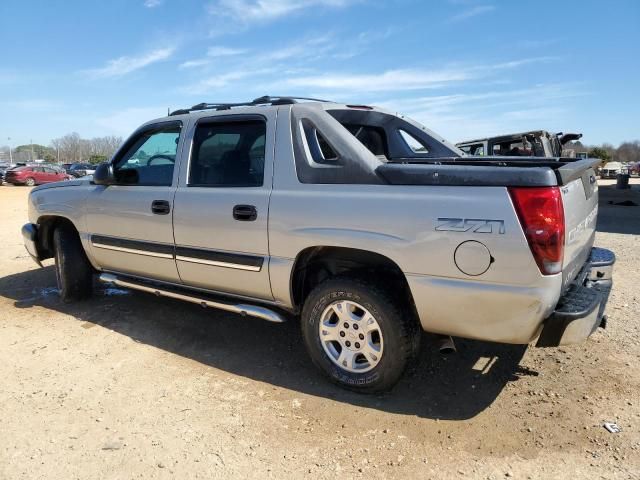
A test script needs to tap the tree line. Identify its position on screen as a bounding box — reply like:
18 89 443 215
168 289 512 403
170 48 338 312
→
566 140 640 164
0 133 123 165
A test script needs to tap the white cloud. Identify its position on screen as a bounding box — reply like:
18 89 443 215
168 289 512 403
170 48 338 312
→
83 47 175 78
179 59 212 69
373 83 587 143
207 46 247 57
449 4 495 22
180 34 336 89
207 0 359 29
179 46 247 69
182 68 277 94
144 0 163 7
276 57 557 93
282 68 472 92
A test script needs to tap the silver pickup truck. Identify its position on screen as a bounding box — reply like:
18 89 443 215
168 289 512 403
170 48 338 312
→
22 96 615 392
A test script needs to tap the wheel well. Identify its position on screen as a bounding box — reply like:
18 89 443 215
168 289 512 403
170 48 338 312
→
36 216 79 260
291 246 416 310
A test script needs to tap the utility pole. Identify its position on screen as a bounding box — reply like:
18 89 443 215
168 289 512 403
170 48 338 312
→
7 137 12 163
30 139 34 161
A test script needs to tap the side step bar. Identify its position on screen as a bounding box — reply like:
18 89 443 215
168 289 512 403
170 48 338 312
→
98 273 286 323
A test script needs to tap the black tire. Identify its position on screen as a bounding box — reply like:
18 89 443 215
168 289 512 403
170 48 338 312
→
301 276 420 393
53 224 94 302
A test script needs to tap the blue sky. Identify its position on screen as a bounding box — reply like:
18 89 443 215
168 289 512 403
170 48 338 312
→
1 0 638 147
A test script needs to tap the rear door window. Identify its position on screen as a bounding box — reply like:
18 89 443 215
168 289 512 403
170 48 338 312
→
189 120 266 187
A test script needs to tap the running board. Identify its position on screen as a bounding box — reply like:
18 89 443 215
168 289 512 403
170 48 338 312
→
98 273 286 323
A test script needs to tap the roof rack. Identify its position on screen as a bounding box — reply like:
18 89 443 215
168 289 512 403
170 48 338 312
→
169 95 333 116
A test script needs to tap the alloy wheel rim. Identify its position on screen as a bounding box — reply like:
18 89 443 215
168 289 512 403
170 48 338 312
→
318 300 384 373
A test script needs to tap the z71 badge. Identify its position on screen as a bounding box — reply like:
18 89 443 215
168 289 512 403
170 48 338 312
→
436 218 505 234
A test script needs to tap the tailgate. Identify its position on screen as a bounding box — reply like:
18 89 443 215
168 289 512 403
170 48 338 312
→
560 166 599 289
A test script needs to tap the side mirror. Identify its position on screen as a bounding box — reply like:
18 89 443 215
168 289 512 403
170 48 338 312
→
93 162 115 186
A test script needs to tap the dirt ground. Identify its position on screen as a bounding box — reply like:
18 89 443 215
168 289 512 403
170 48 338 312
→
1 180 639 480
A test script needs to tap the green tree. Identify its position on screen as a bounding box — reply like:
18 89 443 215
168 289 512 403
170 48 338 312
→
14 143 55 161
589 147 611 165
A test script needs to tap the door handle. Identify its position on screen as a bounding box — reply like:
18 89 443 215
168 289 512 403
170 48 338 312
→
233 204 257 221
151 200 171 215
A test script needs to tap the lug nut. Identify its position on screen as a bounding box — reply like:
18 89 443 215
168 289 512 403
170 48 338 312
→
359 333 364 340
355 342 360 349
343 323 349 328
345 341 351 347
353 324 359 330
340 331 346 337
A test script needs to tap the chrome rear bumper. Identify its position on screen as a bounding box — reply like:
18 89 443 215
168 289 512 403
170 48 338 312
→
536 247 615 347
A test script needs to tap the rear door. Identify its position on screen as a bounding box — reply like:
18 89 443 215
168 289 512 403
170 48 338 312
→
172 112 275 300
43 166 62 183
85 120 185 283
30 167 45 183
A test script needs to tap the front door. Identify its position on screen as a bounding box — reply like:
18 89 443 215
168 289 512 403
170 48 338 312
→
85 120 185 283
172 113 274 300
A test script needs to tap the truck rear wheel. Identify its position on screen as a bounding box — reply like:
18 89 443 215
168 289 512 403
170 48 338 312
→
301 276 419 393
53 224 94 302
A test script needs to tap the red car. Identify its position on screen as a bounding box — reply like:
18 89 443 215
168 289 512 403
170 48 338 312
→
4 165 71 186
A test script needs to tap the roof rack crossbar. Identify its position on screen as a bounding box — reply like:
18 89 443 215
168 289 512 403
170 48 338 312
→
169 95 333 116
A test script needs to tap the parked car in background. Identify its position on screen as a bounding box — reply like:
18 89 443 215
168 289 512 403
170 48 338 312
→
600 162 623 179
67 163 96 177
457 131 582 157
1 163 28 184
0 163 10 183
5 165 70 186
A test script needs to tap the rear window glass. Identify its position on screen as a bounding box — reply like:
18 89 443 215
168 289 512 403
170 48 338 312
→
343 124 388 157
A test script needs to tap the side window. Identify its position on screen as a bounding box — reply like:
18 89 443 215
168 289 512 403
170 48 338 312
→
301 119 339 165
469 144 484 156
399 129 429 154
113 123 181 186
189 120 265 187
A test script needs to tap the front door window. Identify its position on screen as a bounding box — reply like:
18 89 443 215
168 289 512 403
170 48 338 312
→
113 123 181 186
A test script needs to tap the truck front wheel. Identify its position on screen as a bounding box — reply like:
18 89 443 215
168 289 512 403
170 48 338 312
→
301 276 419 393
53 224 94 302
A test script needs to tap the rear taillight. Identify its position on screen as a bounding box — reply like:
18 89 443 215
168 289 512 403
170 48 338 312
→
508 186 565 275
